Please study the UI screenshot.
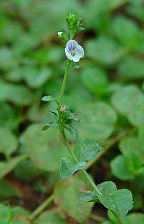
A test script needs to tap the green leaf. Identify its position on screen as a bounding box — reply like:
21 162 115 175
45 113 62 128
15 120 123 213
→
42 122 58 131
76 102 117 141
0 103 16 129
14 160 40 181
124 213 144 224
66 111 81 122
64 125 79 143
23 66 52 88
0 155 26 179
124 150 142 174
119 136 144 163
118 56 144 80
20 124 68 172
0 179 19 198
110 155 135 180
138 124 144 149
97 181 133 216
0 204 13 222
59 157 86 179
0 81 33 106
41 95 56 102
112 16 142 50
0 47 17 71
78 191 98 202
128 103 144 127
13 33 39 54
54 175 94 223
75 139 102 162
86 37 126 65
80 66 108 95
111 85 144 115
35 210 67 224
0 128 18 157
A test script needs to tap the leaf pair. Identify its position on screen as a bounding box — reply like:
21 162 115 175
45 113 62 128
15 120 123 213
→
59 139 102 179
78 181 133 217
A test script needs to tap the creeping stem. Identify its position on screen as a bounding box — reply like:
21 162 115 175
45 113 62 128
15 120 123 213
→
28 195 54 221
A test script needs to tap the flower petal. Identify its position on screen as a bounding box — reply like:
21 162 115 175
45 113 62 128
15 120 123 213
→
72 54 80 62
65 48 73 60
66 40 78 51
77 45 84 58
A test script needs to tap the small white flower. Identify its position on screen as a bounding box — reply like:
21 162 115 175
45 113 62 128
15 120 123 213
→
65 40 84 62
58 31 63 37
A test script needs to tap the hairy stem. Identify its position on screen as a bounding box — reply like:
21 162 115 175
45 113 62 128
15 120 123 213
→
28 194 54 221
62 131 102 196
59 60 71 109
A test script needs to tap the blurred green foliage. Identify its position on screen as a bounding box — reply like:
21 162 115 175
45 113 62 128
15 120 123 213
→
0 0 144 223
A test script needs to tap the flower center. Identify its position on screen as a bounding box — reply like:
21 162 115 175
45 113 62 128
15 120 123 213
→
71 51 76 56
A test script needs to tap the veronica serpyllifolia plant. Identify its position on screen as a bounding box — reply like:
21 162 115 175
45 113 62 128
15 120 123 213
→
29 13 133 224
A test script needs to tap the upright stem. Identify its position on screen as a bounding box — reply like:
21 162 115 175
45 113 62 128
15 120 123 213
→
59 60 71 109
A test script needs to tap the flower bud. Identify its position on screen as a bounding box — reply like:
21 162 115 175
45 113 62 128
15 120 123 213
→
57 29 68 41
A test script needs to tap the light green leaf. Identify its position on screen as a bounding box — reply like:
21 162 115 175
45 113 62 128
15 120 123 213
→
0 47 17 71
80 66 108 95
54 175 94 223
59 157 86 179
110 155 135 180
0 155 26 179
121 149 142 174
35 210 67 224
124 213 144 224
112 16 142 50
0 128 18 157
111 85 144 114
119 136 144 163
20 124 68 172
64 125 79 143
0 81 33 106
76 102 117 141
74 139 102 162
138 124 144 149
23 67 52 88
128 103 144 127
118 56 144 79
78 191 98 202
97 181 133 216
86 37 126 64
41 95 56 102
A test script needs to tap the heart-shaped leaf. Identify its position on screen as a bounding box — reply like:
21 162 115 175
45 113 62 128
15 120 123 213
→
74 139 102 162
78 191 98 202
97 181 133 217
59 157 86 179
